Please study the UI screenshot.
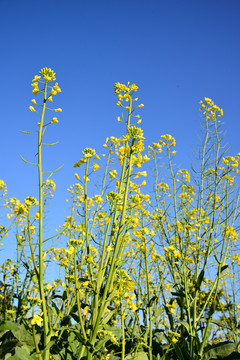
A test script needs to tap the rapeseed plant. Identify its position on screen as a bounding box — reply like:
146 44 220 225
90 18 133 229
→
1 71 240 360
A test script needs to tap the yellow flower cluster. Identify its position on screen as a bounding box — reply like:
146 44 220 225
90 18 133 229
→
223 226 238 241
6 198 27 218
74 148 98 169
24 196 38 207
222 155 239 173
0 180 7 198
29 68 62 125
39 67 56 82
199 98 223 121
114 82 144 109
114 82 138 94
161 134 176 146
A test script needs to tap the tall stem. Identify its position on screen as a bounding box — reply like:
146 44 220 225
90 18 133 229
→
38 82 50 360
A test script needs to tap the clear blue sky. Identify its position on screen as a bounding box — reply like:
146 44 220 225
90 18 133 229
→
1 0 240 259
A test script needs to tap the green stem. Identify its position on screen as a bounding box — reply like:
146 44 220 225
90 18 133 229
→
38 82 50 360
121 301 125 360
143 233 153 360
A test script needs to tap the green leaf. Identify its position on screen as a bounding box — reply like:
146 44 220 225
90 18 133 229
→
70 312 79 323
0 321 19 332
147 295 157 308
203 341 238 360
6 346 38 360
196 269 205 291
124 352 149 360
31 274 38 283
101 309 117 324
200 317 226 328
220 264 228 273
50 301 60 316
12 324 35 351
209 300 217 317
179 320 190 334
102 325 122 337
202 323 212 344
94 337 111 352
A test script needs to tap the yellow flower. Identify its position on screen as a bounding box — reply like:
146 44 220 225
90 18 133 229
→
31 314 43 326
143 154 150 162
109 170 118 179
32 75 41 82
32 88 39 95
172 337 179 344
106 245 113 252
129 302 138 312
54 108 62 112
129 84 138 92
53 82 61 92
50 89 57 96
83 306 89 316
93 162 100 171
48 96 53 102
119 146 127 155
124 94 131 101
75 173 80 180
105 217 110 224
51 117 58 124
31 99 37 105
29 106 36 112
138 171 147 177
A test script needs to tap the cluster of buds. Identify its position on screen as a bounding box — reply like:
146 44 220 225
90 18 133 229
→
29 67 62 125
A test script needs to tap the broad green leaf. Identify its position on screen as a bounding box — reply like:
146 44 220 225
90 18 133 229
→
203 342 238 360
102 325 122 337
0 321 19 332
125 351 149 360
67 331 78 353
6 346 37 360
12 324 35 351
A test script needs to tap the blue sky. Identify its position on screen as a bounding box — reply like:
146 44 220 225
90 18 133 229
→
1 0 240 259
